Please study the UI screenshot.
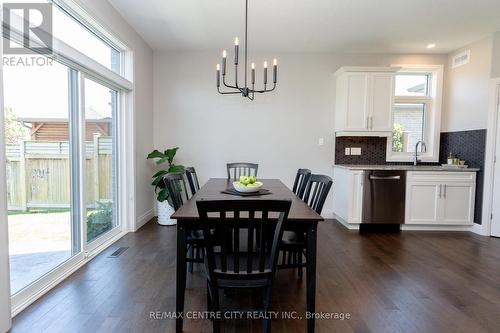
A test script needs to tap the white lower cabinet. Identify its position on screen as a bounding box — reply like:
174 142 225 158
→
405 172 476 225
332 166 364 225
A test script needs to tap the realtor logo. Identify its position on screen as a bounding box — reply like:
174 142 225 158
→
2 2 53 54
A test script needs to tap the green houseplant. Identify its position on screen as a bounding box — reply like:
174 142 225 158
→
147 147 184 225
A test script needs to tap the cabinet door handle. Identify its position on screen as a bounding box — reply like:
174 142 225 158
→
370 116 373 129
443 184 446 198
365 116 369 129
438 184 442 198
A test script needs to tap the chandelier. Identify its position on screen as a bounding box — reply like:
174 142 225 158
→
215 0 278 100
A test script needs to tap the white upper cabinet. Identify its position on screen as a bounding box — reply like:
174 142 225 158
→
334 67 399 136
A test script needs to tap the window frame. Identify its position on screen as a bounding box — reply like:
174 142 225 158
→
386 65 444 162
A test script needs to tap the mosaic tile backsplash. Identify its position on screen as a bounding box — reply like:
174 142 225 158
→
335 129 487 224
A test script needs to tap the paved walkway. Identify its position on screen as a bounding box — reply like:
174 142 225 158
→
8 211 71 294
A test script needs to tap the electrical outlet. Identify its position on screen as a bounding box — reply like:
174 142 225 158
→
318 138 324 146
345 147 351 155
351 147 362 155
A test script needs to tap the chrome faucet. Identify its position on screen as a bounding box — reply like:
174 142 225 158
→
414 140 427 166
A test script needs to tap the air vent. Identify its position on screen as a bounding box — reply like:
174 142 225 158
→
452 50 470 69
108 247 129 258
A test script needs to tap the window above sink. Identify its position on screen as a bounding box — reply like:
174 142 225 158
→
386 65 444 162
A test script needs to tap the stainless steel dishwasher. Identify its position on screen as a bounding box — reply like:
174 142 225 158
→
362 170 406 224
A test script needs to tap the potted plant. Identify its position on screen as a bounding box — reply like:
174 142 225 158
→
147 147 185 226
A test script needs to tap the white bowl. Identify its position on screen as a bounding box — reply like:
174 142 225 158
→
233 181 263 193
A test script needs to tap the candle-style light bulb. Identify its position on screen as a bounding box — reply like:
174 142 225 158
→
273 58 278 83
251 62 255 84
263 61 268 85
216 64 220 87
234 38 239 65
222 50 227 75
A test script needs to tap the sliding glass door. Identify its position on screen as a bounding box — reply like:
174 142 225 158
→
2 1 132 311
83 77 118 243
3 55 121 297
3 51 79 295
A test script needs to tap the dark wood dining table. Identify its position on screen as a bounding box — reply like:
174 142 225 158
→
171 178 324 333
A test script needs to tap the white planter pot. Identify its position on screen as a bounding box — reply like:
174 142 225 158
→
157 200 176 226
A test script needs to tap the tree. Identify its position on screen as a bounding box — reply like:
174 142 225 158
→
4 107 29 144
392 123 404 152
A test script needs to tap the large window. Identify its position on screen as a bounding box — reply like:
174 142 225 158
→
1 0 132 312
387 66 443 162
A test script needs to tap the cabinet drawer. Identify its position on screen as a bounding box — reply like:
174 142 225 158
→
407 171 476 183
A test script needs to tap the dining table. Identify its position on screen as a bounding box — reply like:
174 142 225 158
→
171 178 324 333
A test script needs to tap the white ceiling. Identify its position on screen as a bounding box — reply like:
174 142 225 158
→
108 0 500 53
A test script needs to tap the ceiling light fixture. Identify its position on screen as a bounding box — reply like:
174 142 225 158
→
215 0 277 100
426 43 436 49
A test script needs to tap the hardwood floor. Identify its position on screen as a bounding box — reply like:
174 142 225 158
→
11 220 500 333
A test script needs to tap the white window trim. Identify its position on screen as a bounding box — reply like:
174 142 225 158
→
2 0 136 315
386 64 444 162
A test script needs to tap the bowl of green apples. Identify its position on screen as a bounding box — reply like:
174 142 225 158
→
233 176 263 193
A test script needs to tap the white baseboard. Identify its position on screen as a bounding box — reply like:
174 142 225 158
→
135 208 155 231
332 216 360 230
321 209 335 219
330 215 478 232
401 224 474 231
469 223 489 236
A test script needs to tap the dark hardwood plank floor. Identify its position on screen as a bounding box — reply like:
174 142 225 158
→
11 220 500 333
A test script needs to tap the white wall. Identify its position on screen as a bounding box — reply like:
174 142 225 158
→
153 51 446 214
492 31 500 78
442 36 493 132
75 0 155 229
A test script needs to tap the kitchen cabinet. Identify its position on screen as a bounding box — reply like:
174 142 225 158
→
332 166 364 225
405 172 476 225
334 67 398 136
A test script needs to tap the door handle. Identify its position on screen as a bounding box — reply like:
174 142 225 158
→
365 116 369 129
443 184 446 198
369 175 401 180
438 184 442 198
370 116 373 129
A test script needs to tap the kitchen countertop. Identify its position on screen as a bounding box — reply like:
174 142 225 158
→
334 164 480 172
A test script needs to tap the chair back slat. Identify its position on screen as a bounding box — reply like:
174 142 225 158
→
246 210 255 273
233 210 240 273
164 173 189 211
227 163 258 180
259 210 269 272
196 199 291 283
220 211 228 273
303 174 333 215
185 167 200 196
292 168 311 199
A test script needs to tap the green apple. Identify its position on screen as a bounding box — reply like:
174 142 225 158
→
249 176 256 184
239 176 250 186
247 182 259 187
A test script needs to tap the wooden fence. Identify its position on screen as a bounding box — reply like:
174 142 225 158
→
6 134 112 211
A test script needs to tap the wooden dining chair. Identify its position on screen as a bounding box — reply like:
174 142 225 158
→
292 168 311 199
164 172 204 273
280 174 333 278
226 162 258 180
196 199 292 333
185 167 200 196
